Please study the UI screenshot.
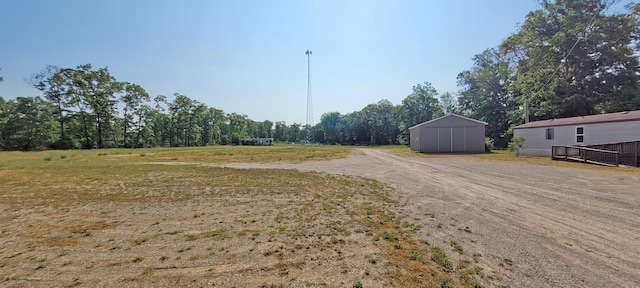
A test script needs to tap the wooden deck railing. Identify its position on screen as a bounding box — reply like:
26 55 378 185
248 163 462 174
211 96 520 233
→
588 141 640 167
552 145 620 166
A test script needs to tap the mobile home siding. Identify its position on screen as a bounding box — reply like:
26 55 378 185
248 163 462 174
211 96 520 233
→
514 120 640 157
583 121 640 144
515 126 576 156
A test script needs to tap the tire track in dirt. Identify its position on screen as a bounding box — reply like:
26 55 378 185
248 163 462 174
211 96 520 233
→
354 149 640 287
206 149 640 287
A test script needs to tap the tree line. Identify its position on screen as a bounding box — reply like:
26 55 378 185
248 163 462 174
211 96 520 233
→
0 64 284 150
1 0 639 151
0 61 445 150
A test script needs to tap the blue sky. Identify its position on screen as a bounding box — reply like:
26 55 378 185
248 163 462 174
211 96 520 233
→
0 0 580 124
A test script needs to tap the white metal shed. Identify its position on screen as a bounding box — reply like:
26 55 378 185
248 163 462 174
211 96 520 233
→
409 114 487 153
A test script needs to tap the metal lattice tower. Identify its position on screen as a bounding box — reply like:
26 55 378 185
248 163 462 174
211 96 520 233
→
305 49 313 128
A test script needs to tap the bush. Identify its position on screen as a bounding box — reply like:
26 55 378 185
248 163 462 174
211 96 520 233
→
508 136 526 157
484 137 495 152
49 135 75 150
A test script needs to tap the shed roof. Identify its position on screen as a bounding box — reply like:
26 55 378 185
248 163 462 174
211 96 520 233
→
513 110 640 129
408 114 488 130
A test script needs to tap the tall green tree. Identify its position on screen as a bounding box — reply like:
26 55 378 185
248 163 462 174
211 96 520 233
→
132 104 156 147
400 82 443 143
287 123 302 143
501 0 640 119
65 64 121 148
225 112 249 144
457 49 516 148
363 99 402 145
120 82 150 147
189 102 206 146
168 93 195 146
340 111 370 145
152 95 171 146
205 107 225 144
439 92 457 115
320 112 342 144
29 65 76 148
254 120 273 138
273 121 287 142
0 97 55 150
0 97 8 149
402 82 443 126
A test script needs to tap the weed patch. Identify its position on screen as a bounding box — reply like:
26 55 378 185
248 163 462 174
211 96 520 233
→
133 238 148 245
431 246 453 272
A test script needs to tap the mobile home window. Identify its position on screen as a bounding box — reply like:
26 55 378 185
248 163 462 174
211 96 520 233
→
576 126 584 143
545 128 554 140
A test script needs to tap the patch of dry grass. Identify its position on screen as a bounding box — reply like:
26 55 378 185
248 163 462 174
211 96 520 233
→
0 145 466 287
122 144 352 163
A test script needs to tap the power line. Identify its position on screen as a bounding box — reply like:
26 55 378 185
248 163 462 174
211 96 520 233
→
526 0 617 122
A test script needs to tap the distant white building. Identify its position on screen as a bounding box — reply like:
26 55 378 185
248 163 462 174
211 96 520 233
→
239 138 273 146
513 110 640 157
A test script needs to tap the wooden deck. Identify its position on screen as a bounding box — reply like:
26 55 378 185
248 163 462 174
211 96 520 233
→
552 140 640 167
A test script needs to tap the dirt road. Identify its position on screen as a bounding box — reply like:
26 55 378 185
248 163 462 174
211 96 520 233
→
226 149 640 287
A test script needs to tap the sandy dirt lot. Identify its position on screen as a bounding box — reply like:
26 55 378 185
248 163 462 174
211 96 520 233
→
223 149 640 287
2 148 639 287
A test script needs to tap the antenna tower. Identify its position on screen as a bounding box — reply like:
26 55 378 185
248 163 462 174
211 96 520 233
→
305 49 313 129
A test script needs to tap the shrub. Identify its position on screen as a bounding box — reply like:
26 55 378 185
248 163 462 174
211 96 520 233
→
49 136 75 150
484 137 495 152
508 136 526 157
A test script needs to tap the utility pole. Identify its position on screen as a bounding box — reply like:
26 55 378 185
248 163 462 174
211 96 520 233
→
305 49 313 131
525 99 530 123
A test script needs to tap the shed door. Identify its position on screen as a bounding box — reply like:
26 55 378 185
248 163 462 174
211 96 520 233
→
452 127 466 152
438 128 452 152
423 127 438 152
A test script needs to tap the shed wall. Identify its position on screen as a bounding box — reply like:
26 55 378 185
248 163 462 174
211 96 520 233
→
409 128 419 151
412 115 486 153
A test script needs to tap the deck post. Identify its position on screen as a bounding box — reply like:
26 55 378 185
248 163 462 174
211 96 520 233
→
635 141 640 167
564 147 568 161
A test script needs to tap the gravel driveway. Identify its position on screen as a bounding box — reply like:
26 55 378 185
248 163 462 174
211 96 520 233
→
223 148 640 287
